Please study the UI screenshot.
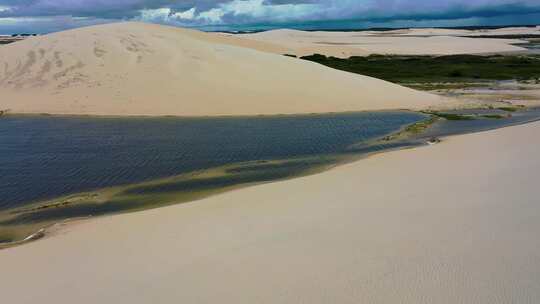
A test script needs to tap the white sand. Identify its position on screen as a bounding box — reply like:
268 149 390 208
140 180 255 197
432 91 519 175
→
0 22 444 116
372 26 540 37
463 26 540 37
235 28 533 57
2 121 540 303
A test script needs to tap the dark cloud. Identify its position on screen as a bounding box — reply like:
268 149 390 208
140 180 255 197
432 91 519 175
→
0 0 539 33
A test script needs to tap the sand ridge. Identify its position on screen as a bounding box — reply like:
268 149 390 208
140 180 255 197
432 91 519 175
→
0 22 445 116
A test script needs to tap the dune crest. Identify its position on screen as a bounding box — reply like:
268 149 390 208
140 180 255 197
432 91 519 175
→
0 22 443 116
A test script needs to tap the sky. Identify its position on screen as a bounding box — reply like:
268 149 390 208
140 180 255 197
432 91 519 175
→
0 0 539 34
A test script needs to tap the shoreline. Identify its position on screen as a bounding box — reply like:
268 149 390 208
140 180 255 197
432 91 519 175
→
0 108 420 119
0 111 423 247
2 107 540 249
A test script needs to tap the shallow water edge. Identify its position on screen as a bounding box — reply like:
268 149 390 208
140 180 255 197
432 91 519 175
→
2 108 540 248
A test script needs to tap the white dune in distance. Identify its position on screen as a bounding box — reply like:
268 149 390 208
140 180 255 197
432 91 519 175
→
235 27 532 58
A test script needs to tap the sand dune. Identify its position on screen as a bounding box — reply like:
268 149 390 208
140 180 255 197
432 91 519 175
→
235 28 530 58
0 22 444 116
369 26 540 37
2 120 540 303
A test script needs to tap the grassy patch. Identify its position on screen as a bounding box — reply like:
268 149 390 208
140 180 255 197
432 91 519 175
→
498 107 519 112
405 116 438 133
481 114 506 119
424 112 475 121
406 82 484 91
300 54 540 85
378 115 439 142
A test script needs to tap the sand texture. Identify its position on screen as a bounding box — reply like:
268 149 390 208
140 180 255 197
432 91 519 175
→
235 27 535 57
2 120 540 303
0 22 444 116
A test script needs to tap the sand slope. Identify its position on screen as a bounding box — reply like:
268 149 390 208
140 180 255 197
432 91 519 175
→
1 120 540 303
0 22 443 116
236 28 529 58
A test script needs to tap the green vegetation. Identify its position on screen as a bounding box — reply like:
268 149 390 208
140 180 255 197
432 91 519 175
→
498 107 519 112
405 83 484 90
405 116 438 134
376 115 439 143
421 111 510 121
300 54 540 85
375 109 513 146
481 114 506 119
424 112 475 121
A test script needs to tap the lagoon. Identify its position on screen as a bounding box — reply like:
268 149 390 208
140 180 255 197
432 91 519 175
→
2 108 540 245
0 112 423 211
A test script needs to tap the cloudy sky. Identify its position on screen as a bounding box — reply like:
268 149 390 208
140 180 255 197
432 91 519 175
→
0 0 539 34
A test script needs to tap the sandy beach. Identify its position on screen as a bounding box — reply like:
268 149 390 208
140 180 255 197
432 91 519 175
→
0 22 446 116
1 119 539 303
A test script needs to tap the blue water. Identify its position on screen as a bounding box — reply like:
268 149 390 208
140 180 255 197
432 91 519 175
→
419 108 540 139
0 111 424 210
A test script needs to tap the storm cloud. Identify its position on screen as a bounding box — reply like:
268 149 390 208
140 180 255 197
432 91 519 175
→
0 0 539 33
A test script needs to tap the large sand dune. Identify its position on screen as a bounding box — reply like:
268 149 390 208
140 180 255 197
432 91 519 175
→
0 22 443 116
2 120 539 303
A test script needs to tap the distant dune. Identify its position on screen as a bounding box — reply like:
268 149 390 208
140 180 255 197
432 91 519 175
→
234 27 534 58
0 22 444 116
364 26 540 37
